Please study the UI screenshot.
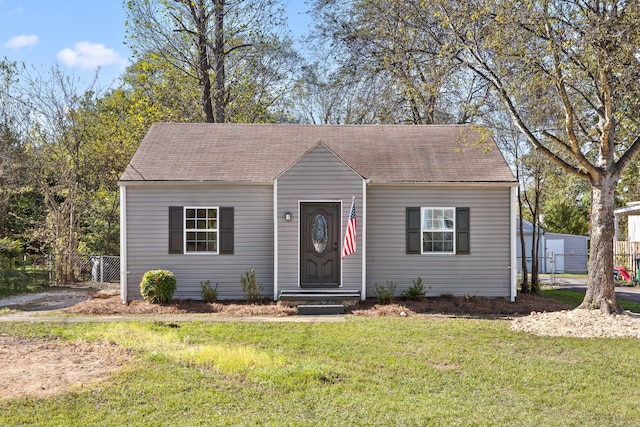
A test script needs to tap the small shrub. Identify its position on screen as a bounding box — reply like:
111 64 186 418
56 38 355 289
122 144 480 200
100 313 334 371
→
374 281 396 304
140 269 177 304
201 280 218 303
240 268 262 302
404 276 429 301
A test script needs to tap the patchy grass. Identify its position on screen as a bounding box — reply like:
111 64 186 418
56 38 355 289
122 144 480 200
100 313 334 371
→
0 308 15 316
541 289 640 313
0 319 639 426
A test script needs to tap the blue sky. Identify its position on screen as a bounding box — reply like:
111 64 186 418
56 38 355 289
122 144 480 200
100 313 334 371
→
1 1 311 88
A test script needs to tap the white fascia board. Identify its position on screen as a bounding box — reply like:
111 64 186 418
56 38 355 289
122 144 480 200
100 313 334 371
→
361 179 368 300
273 179 279 301
119 185 128 303
510 186 517 302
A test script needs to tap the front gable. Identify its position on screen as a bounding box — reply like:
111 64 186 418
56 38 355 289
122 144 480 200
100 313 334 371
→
277 142 364 183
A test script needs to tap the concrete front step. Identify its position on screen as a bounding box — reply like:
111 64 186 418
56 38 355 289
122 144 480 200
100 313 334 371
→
278 289 361 308
296 304 345 315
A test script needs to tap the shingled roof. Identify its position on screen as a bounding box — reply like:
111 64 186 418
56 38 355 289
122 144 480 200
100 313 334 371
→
120 123 516 184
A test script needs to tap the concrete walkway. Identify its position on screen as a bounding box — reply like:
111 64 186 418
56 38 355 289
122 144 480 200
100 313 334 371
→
0 312 346 323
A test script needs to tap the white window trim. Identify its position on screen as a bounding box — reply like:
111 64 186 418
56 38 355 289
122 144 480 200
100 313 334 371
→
184 206 219 255
421 207 456 255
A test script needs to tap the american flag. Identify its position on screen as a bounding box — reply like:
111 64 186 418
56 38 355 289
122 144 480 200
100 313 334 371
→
342 199 356 259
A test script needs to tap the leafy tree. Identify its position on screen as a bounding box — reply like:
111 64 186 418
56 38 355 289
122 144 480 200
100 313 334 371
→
0 61 28 241
543 202 590 236
19 69 107 282
429 0 640 313
74 56 199 255
121 53 204 123
618 159 640 205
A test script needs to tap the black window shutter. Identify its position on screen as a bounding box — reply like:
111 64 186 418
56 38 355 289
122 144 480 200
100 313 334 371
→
169 206 183 254
219 207 234 254
406 207 421 254
456 207 470 255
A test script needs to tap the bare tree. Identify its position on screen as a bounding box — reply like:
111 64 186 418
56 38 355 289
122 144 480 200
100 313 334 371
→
126 0 296 123
306 0 493 125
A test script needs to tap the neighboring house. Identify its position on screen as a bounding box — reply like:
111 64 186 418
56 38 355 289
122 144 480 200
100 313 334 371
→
614 202 640 242
614 202 640 275
119 124 518 303
516 218 589 274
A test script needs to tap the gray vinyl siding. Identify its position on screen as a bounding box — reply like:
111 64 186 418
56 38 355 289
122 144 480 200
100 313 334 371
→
124 184 273 300
367 185 512 298
277 145 363 291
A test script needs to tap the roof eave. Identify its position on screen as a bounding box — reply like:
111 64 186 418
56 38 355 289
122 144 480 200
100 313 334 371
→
118 179 274 187
368 180 518 187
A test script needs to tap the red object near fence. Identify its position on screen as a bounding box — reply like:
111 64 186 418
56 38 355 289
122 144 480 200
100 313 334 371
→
614 265 631 281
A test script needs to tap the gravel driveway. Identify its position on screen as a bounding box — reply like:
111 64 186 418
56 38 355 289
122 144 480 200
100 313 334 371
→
0 285 117 312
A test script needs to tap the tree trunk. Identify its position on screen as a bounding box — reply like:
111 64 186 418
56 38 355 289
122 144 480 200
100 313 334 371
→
531 225 540 293
529 185 541 293
198 32 215 123
192 0 215 123
212 0 225 123
578 178 622 314
518 192 529 292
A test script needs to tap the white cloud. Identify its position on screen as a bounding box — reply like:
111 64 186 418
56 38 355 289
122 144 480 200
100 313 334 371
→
57 41 124 69
4 34 38 49
6 7 24 17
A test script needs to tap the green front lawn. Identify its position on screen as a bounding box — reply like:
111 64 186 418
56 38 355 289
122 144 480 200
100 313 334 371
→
542 288 640 312
0 318 638 426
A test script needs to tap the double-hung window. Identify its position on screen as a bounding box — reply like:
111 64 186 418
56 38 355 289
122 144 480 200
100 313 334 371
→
185 207 218 253
422 207 455 254
406 206 469 255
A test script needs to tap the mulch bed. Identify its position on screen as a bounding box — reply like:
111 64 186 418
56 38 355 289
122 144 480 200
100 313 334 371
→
59 292 571 318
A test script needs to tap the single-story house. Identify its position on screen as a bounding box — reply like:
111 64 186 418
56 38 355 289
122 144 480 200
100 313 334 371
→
516 218 589 274
119 124 518 303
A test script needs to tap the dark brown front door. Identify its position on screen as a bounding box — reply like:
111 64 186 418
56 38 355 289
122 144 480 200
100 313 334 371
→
300 203 340 288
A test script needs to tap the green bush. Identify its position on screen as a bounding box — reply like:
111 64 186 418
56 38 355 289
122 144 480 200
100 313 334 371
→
0 237 21 270
240 269 262 302
374 281 396 304
140 269 177 304
0 238 24 290
403 277 429 301
201 280 218 303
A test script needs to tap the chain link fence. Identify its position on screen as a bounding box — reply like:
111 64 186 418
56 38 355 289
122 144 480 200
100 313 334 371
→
1 253 120 289
53 254 120 284
517 253 588 275
518 252 640 283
